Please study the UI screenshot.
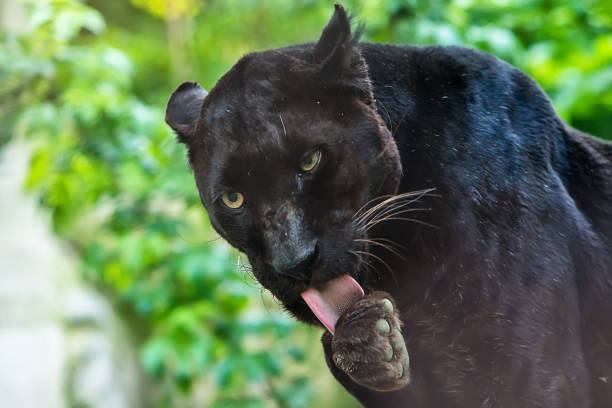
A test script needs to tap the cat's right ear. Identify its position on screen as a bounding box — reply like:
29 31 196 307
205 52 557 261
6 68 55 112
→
165 81 207 145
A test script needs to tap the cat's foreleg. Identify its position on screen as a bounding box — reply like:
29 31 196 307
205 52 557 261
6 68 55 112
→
322 291 410 392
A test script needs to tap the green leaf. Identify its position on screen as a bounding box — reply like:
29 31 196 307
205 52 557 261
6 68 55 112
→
140 337 171 378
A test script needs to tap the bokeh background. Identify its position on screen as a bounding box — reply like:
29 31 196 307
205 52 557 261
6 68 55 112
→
0 0 610 407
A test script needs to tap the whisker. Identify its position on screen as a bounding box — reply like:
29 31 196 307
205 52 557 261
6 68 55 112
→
353 193 396 220
348 189 439 288
353 189 435 227
354 238 408 262
354 250 399 286
260 289 272 315
356 198 420 226
279 113 287 138
235 256 254 277
353 189 433 220
375 99 393 129
392 105 411 137
370 237 408 251
355 192 435 229
349 250 380 279
351 252 380 279
368 191 432 216
355 191 422 221
359 205 431 229
357 208 432 234
362 216 439 231
354 250 392 274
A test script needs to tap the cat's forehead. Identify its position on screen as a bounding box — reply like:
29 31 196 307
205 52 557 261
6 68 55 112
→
204 48 320 115
200 103 345 201
195 48 363 195
204 72 346 153
208 107 331 170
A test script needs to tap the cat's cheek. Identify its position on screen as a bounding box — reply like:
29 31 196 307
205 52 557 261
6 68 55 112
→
330 156 368 212
206 211 254 254
379 169 402 197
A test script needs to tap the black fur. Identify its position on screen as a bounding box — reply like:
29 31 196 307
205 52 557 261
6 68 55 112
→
166 4 612 407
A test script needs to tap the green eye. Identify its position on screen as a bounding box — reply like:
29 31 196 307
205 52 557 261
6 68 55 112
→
300 150 321 172
221 192 244 209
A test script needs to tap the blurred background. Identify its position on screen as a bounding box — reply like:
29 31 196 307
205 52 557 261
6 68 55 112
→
0 0 610 407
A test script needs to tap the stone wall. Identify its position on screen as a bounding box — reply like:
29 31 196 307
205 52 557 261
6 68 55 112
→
0 143 150 408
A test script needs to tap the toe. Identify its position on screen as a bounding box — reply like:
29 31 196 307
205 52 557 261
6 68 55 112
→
397 362 404 379
376 319 391 334
381 298 394 313
384 343 393 361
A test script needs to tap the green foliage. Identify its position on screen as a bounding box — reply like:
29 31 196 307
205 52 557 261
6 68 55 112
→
1 0 316 406
347 0 612 137
1 0 610 407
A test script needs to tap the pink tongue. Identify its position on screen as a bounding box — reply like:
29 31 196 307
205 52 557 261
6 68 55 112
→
301 275 364 334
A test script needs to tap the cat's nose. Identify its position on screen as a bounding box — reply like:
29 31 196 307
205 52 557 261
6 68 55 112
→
273 243 319 282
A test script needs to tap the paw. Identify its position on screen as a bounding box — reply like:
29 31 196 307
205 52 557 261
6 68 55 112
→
331 291 410 391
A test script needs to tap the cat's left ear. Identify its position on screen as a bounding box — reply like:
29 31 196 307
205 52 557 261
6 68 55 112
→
165 81 207 145
312 4 371 101
313 3 353 75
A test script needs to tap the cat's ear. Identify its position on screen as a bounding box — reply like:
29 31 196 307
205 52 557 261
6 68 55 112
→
165 81 207 145
312 4 371 102
313 3 357 77
313 4 350 64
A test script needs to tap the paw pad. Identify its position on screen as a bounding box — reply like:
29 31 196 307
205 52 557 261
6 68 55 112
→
384 343 393 361
331 292 410 391
376 319 390 334
397 363 404 379
382 298 394 313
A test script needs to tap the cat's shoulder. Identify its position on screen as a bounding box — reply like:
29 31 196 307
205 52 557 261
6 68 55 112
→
358 42 526 90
